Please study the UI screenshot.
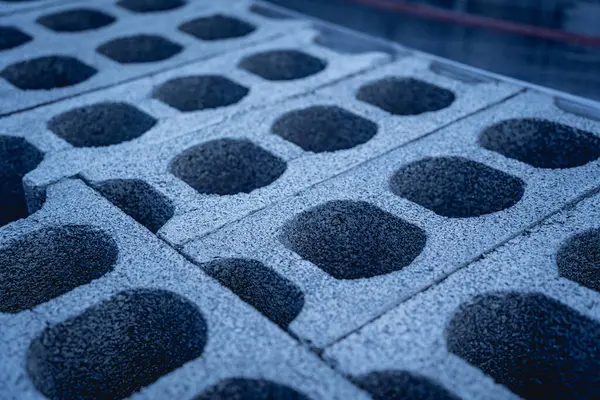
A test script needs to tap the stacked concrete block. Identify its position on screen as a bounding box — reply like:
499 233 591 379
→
0 179 367 400
155 54 523 245
178 90 600 349
6 28 390 227
22 51 521 246
0 0 308 115
324 187 600 400
3 1 600 399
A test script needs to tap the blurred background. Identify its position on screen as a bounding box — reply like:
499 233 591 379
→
265 0 600 101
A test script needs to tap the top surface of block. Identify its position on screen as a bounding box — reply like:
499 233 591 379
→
325 186 600 400
0 179 366 400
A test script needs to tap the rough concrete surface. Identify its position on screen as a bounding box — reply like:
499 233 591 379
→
182 90 600 348
0 26 388 212
2 1 600 399
5 29 390 241
0 180 366 400
324 190 600 400
0 0 308 115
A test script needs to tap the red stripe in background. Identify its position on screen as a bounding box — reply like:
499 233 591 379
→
345 0 600 48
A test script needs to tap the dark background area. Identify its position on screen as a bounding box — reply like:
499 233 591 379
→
265 0 600 101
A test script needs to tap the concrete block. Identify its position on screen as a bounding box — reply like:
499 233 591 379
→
180 90 600 348
0 179 366 400
11 29 389 223
0 0 307 115
65 52 518 246
324 189 600 400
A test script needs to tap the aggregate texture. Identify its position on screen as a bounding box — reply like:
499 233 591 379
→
1 32 390 244
325 191 600 400
182 90 600 348
0 179 367 400
0 27 388 213
69 52 518 247
0 0 309 115
2 1 600 399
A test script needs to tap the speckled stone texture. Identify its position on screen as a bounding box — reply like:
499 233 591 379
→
325 191 600 400
3 1 600 399
181 90 600 349
0 0 310 115
0 180 367 400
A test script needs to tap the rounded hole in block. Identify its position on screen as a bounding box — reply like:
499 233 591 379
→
480 118 600 169
97 34 182 64
193 378 311 400
446 292 600 400
117 0 185 13
37 9 116 33
203 258 304 328
169 138 287 196
94 179 174 234
356 77 455 116
239 50 327 81
178 14 256 41
279 200 426 280
389 156 525 218
1 55 97 90
0 225 117 313
27 289 207 400
353 370 461 400
557 229 600 292
0 26 32 51
0 136 43 227
271 105 378 153
48 102 157 147
153 75 249 112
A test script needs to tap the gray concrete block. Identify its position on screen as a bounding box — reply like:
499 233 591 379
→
0 179 367 400
0 0 307 115
13 29 389 225
180 90 600 349
324 188 600 400
317 55 522 133
76 52 518 246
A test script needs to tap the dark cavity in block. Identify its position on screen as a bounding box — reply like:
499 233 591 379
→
94 179 174 233
153 75 249 112
203 258 304 328
239 50 326 81
97 34 182 64
279 200 426 280
194 378 311 400
389 156 525 218
48 102 157 147
117 0 185 13
353 370 461 400
1 56 96 90
0 225 117 313
27 289 207 400
357 77 455 116
557 229 600 292
479 118 600 169
446 292 600 400
271 105 378 153
170 138 287 196
37 9 116 33
179 14 256 41
0 26 32 51
0 136 43 226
